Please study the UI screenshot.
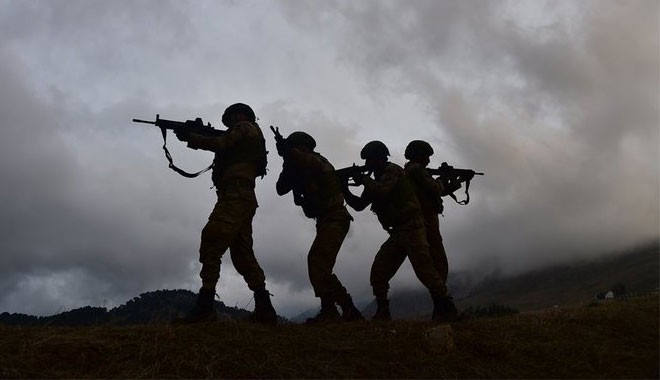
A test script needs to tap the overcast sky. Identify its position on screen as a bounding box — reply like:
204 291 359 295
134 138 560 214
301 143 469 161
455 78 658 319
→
0 0 658 318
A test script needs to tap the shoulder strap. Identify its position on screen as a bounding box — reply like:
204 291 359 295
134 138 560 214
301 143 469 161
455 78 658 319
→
448 178 471 205
161 128 213 178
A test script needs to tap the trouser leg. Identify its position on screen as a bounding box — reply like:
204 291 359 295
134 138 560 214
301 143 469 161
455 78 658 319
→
229 207 266 291
308 214 350 302
199 220 232 290
369 236 407 300
199 197 258 290
426 215 449 283
403 226 448 297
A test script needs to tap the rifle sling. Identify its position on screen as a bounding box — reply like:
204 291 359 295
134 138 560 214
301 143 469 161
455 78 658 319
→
161 127 214 178
448 178 471 205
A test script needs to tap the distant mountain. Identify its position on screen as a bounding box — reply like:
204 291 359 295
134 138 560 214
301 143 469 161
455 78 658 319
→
0 289 253 326
458 242 659 311
361 242 659 319
291 307 320 324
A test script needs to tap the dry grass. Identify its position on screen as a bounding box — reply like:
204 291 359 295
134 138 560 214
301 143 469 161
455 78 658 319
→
0 295 657 379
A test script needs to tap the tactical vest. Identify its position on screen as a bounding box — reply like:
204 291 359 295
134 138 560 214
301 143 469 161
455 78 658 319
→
370 164 421 229
211 126 267 185
406 163 443 214
292 154 344 218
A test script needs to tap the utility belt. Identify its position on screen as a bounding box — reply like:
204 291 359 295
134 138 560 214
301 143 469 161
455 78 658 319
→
215 177 256 203
314 205 354 224
215 177 255 190
380 212 425 234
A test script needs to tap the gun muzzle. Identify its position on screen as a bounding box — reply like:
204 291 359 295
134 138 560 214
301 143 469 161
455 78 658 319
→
132 114 159 124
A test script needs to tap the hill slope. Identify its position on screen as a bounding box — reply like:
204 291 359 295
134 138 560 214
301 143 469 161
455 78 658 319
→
458 243 659 311
364 243 658 318
0 295 657 379
0 289 253 326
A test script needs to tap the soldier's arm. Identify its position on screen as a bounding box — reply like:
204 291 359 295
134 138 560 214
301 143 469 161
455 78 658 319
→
276 168 293 196
410 165 445 198
186 124 247 152
362 166 399 201
342 184 371 211
438 176 462 196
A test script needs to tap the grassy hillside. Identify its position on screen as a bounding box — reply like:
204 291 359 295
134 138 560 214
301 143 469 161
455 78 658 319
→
0 295 657 379
457 243 659 311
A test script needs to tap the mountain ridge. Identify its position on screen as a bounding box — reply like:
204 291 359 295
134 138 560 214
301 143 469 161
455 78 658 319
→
2 242 657 325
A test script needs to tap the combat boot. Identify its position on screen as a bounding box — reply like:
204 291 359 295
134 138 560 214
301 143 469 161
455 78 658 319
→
252 288 278 325
432 295 458 323
338 295 364 322
179 287 217 323
306 296 341 324
372 298 391 321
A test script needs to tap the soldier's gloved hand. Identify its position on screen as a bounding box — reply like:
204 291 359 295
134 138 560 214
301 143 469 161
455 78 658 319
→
353 174 367 186
174 129 191 142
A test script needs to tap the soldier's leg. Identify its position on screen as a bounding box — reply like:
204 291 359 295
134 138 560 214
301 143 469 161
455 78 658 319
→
369 237 406 320
186 193 257 323
228 201 265 291
228 200 277 324
403 226 458 321
199 202 247 290
369 237 407 301
402 226 448 298
307 212 362 321
307 213 350 301
186 201 244 323
426 215 449 283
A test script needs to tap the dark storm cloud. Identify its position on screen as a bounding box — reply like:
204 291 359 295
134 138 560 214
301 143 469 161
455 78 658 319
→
0 19 209 314
0 0 657 317
279 0 659 275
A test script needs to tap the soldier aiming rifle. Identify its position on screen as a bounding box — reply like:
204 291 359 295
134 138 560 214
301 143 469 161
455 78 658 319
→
342 140 456 322
403 140 485 320
271 126 363 323
134 104 278 324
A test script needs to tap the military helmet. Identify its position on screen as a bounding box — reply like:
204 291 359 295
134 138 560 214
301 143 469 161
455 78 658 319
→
286 131 316 150
360 140 390 159
222 103 255 126
404 140 434 159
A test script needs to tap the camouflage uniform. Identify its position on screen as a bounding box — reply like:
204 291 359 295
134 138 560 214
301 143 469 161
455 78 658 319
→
186 120 268 292
404 161 449 282
362 162 448 300
276 149 354 306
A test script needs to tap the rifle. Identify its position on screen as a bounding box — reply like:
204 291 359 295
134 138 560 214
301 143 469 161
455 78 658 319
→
336 163 370 186
269 125 287 157
427 162 484 205
133 114 226 178
269 125 306 207
426 162 484 179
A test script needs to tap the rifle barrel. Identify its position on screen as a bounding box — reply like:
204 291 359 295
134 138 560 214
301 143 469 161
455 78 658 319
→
132 118 156 124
